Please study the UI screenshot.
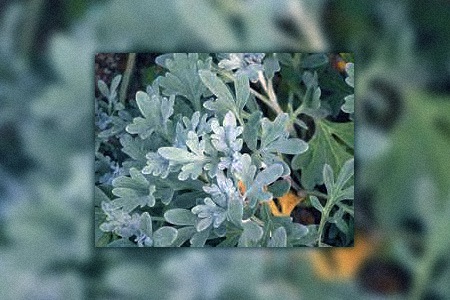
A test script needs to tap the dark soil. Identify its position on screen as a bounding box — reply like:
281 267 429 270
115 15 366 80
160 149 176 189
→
94 53 160 101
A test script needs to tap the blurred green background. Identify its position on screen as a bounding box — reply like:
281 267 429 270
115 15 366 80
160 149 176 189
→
1 0 450 299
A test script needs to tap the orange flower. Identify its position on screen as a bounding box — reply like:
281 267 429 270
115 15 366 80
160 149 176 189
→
237 180 246 195
331 54 347 73
268 191 305 217
238 180 304 217
309 233 377 281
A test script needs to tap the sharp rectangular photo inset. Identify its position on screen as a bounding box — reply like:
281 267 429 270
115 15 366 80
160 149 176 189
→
95 53 354 247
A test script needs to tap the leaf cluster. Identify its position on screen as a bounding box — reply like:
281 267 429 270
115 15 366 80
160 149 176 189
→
95 52 354 247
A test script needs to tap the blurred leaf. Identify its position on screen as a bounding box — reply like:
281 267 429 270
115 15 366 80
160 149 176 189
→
287 223 309 244
158 147 201 164
260 113 289 147
95 232 112 247
260 113 308 155
265 138 308 155
210 111 243 154
365 91 450 228
175 1 239 48
120 134 156 168
141 152 171 179
107 239 137 247
301 71 322 113
234 154 257 194
323 164 334 194
335 158 354 192
341 62 354 114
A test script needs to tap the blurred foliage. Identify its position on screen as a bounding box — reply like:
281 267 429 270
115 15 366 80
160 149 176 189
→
0 0 449 298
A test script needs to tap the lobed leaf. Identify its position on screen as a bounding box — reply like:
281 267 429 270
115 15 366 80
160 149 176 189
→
234 72 250 112
267 226 287 247
310 196 323 213
172 226 197 247
292 119 353 189
111 168 156 211
110 74 122 94
323 164 335 195
264 138 308 155
238 220 263 247
260 113 289 148
243 111 261 151
153 226 178 247
227 194 243 228
126 89 175 139
164 209 197 226
97 79 109 98
263 55 280 79
158 147 202 164
199 69 236 115
245 163 284 207
142 152 171 178
190 226 211 247
157 53 211 111
139 212 153 237
267 180 291 198
335 158 354 191
301 53 329 69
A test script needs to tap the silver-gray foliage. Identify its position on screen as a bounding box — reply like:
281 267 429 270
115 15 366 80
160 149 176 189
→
95 52 319 247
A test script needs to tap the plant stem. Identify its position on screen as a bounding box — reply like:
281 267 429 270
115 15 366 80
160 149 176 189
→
317 206 330 247
257 71 284 115
287 0 327 51
119 53 136 105
307 190 328 199
151 216 166 222
216 68 276 121
250 88 272 109
250 215 265 227
409 217 447 300
20 0 45 63
409 251 435 300
316 195 333 246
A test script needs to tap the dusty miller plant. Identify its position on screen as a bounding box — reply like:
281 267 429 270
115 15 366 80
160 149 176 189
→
95 53 354 247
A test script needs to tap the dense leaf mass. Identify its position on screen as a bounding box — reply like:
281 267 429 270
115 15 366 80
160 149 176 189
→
95 52 354 247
